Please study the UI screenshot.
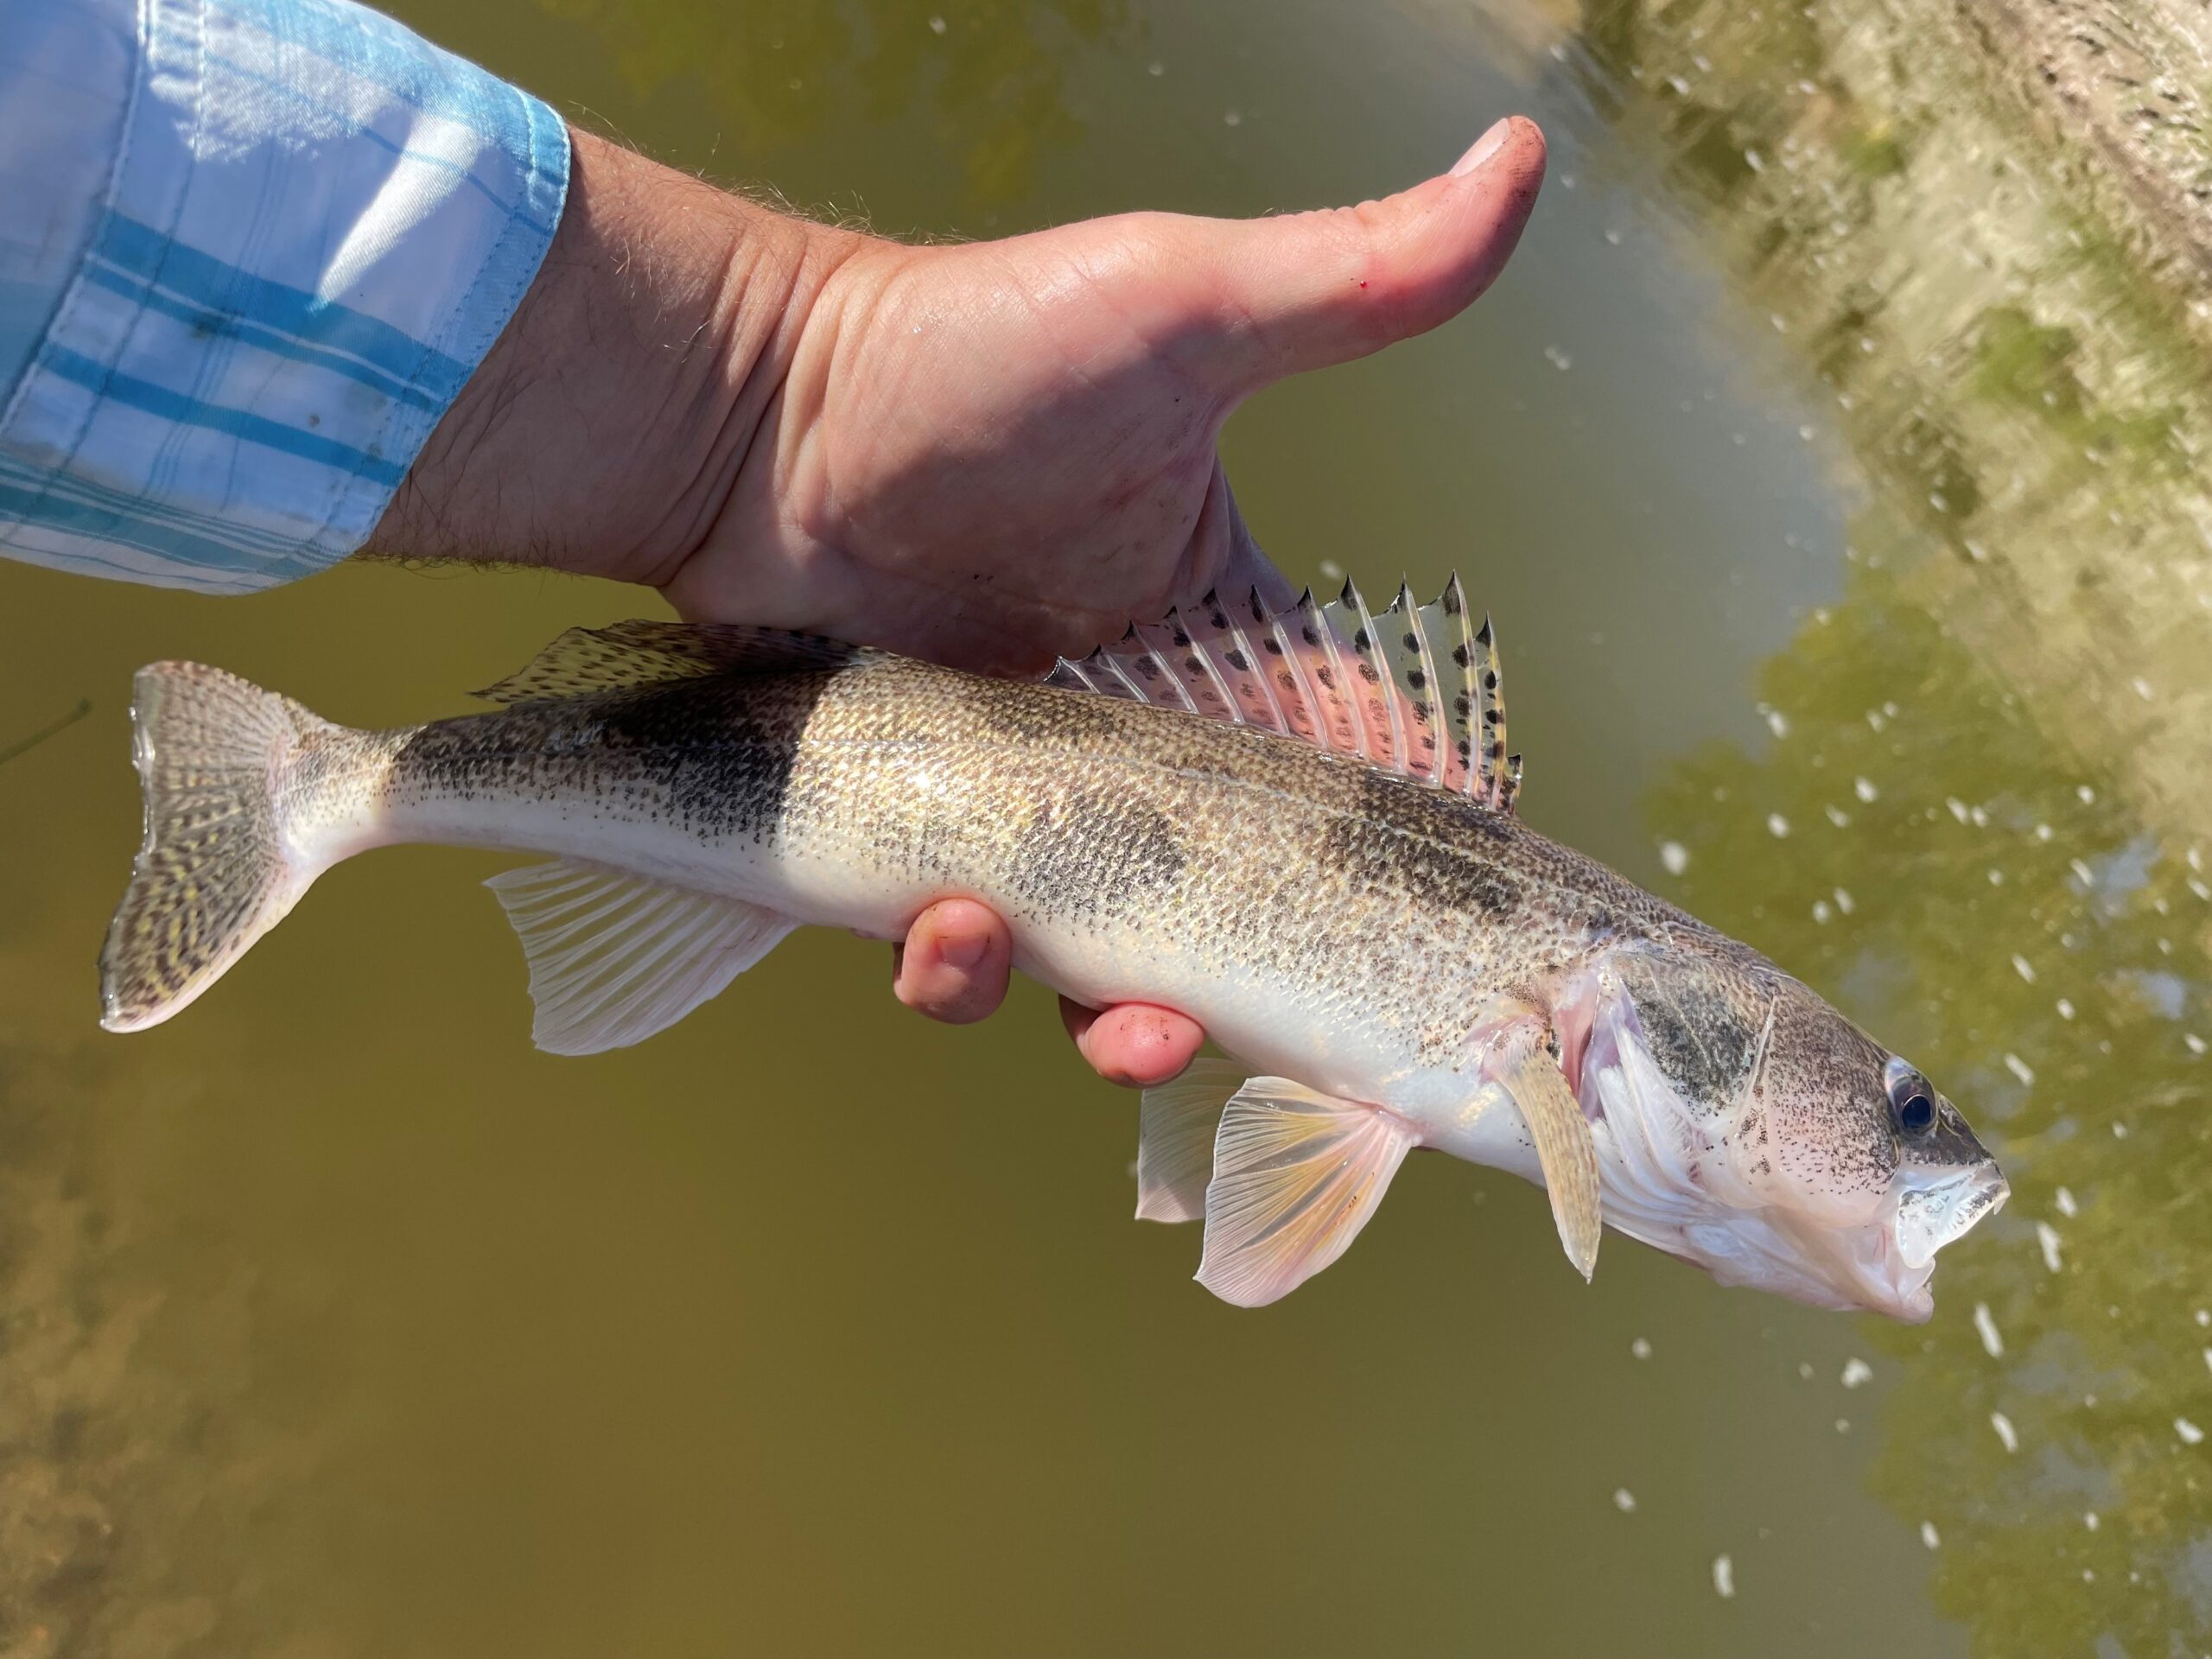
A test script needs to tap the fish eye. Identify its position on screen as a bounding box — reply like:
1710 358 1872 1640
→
1884 1058 1938 1135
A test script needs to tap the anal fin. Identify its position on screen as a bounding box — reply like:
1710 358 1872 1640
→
485 859 796 1055
1135 1058 1245 1222
1490 1026 1605 1280
1197 1079 1418 1307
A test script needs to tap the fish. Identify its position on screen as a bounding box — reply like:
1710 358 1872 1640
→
97 577 2007 1319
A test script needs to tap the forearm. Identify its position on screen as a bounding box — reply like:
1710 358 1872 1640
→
365 130 855 588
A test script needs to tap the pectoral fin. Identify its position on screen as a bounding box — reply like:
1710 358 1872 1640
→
1135 1058 1244 1222
1491 1027 1605 1281
1197 1080 1418 1307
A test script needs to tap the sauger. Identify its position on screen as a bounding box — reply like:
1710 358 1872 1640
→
97 577 2007 1318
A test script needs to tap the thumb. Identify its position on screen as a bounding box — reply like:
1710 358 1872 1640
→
1191 116 1546 396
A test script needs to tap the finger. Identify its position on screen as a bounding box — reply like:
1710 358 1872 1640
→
1189 115 1547 395
1058 996 1206 1088
893 898 1013 1025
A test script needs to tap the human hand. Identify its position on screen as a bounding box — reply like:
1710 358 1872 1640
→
372 118 1547 1087
664 116 1547 675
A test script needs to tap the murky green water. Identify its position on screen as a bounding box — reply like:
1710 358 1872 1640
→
3 0 2208 1654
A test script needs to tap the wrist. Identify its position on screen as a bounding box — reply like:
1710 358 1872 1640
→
365 127 858 588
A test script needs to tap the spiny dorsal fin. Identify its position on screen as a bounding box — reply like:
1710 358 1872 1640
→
475 620 874 705
1045 573 1521 812
1327 578 1408 773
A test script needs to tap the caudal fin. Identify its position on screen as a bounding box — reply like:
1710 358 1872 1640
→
99 663 326 1033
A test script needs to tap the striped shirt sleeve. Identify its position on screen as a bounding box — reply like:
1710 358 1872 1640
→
0 0 569 593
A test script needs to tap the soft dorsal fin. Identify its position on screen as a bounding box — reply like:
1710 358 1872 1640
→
475 620 874 705
1045 574 1522 812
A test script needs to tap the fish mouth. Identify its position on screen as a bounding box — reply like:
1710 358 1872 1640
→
1816 1158 2011 1322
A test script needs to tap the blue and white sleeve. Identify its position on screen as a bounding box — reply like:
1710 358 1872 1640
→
0 0 569 593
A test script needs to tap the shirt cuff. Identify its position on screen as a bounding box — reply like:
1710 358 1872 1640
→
0 0 569 593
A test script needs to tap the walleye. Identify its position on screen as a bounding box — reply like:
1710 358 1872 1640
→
99 578 2006 1318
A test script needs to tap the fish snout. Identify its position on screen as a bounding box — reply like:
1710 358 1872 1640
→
1893 1156 2009 1270
1853 1157 2009 1322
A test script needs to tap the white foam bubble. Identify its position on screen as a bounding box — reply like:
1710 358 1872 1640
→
2037 1223 2063 1274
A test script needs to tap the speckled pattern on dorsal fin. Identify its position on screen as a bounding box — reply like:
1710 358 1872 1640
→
1426 575 1516 811
474 620 874 705
1046 574 1521 812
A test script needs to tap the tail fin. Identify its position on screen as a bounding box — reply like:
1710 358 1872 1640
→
99 663 325 1033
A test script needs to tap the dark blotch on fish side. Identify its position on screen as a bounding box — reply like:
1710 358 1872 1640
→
589 677 813 841
1009 781 1186 916
1321 770 1518 919
390 673 823 847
